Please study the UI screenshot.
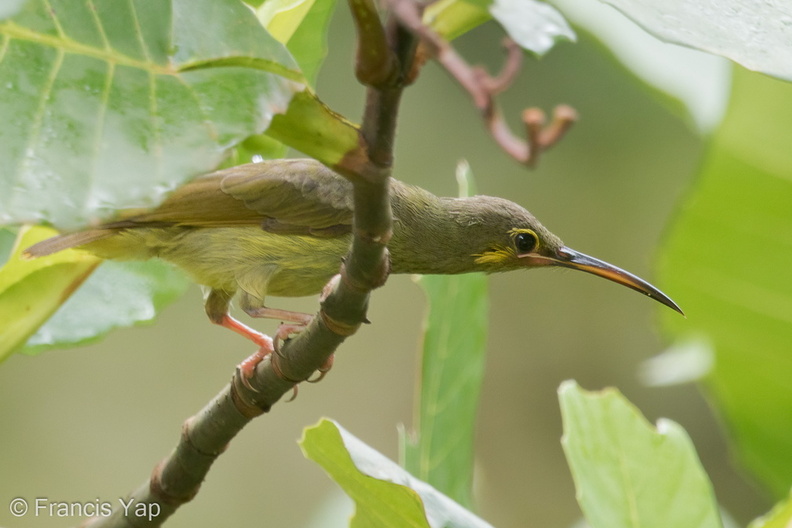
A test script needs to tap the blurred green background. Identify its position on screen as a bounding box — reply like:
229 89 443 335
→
0 8 770 528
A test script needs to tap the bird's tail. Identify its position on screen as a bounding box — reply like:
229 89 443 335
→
23 229 117 258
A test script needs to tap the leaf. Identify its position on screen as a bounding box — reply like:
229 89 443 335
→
21 259 188 354
424 0 491 42
749 491 792 528
489 0 575 55
256 0 338 84
599 0 792 82
550 0 730 131
658 68 792 496
426 0 574 55
265 89 361 167
0 0 304 229
559 381 723 528
0 225 100 360
301 419 494 528
0 226 189 358
402 161 488 508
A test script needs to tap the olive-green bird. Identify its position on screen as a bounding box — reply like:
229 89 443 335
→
26 158 682 351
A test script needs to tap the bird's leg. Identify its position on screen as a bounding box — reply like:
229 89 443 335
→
206 289 275 385
205 289 273 348
243 306 314 326
270 323 333 387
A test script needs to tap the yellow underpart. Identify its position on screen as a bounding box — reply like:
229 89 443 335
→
473 244 515 265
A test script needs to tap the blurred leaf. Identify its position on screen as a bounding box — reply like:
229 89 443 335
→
600 0 792 82
301 419 494 528
256 0 338 84
22 259 188 354
489 0 575 55
0 0 303 229
638 336 714 387
658 68 792 496
552 0 730 132
0 225 99 360
426 0 574 55
424 0 491 42
559 381 723 528
749 491 792 528
402 161 488 508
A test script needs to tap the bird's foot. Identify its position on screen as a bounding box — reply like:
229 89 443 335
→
237 338 274 390
271 321 333 385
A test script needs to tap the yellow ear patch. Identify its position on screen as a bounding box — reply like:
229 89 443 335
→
473 244 515 265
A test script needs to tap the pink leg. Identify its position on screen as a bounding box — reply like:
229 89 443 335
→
218 314 273 348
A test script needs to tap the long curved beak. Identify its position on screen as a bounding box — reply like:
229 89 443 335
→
532 246 684 315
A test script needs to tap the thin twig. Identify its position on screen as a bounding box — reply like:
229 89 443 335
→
386 0 577 166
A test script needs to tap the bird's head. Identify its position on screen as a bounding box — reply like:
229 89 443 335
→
456 195 683 314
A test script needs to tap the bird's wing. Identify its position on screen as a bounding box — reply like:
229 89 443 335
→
112 159 355 235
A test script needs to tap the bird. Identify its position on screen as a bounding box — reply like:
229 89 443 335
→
25 158 682 377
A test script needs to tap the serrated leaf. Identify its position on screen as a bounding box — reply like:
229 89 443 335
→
0 0 304 229
301 419 494 528
658 68 792 496
600 0 792 81
22 259 188 353
0 225 100 359
559 381 723 528
402 161 487 508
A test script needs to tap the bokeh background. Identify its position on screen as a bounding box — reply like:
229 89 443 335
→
0 6 771 528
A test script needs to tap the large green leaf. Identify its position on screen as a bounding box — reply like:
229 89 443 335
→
301 419 494 528
21 259 188 354
401 162 488 508
551 0 730 132
658 68 792 496
0 0 303 229
0 225 100 359
0 226 188 358
599 0 792 81
559 381 722 528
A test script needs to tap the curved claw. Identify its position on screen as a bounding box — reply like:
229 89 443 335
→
236 342 274 393
307 355 335 383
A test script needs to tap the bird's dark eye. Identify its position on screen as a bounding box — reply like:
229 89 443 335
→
514 231 538 253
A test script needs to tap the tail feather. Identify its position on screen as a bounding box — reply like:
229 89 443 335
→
24 229 117 258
